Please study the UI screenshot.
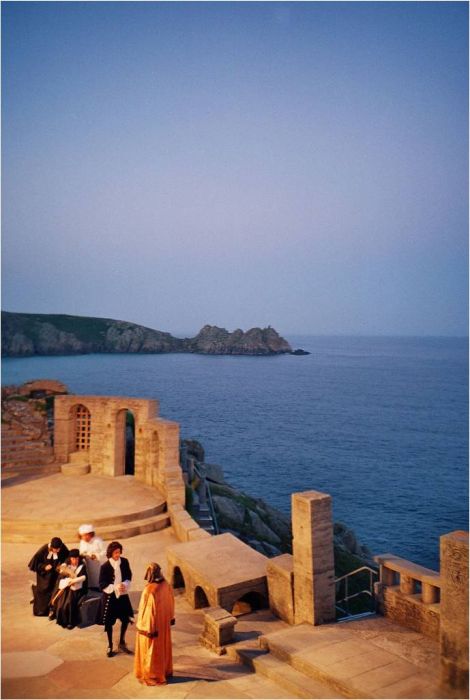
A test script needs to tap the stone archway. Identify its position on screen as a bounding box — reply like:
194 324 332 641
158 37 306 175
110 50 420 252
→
172 566 186 591
115 408 136 476
194 585 210 609
231 591 267 616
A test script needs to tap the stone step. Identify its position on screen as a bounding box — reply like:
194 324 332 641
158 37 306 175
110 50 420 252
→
2 446 53 457
226 642 268 669
2 456 56 469
252 653 345 699
2 437 51 446
259 630 358 699
4 501 167 530
98 511 171 540
1 464 60 484
2 510 171 544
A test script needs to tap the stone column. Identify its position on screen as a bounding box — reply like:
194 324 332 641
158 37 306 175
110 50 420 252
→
292 490 335 625
440 530 469 693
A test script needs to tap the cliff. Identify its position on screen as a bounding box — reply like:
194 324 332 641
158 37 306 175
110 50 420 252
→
182 439 374 577
1 312 293 358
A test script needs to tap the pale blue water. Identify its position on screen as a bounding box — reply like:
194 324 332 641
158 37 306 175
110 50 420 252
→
2 336 468 570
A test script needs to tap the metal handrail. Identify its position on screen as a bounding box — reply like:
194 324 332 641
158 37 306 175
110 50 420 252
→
192 463 219 535
335 565 379 616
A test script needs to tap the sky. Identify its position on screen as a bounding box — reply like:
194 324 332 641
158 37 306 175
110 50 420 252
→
2 1 468 336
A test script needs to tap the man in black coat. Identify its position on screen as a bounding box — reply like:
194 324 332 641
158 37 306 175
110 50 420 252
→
99 541 134 657
28 537 69 616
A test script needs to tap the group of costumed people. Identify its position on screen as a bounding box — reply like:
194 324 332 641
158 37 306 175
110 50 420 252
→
28 524 175 685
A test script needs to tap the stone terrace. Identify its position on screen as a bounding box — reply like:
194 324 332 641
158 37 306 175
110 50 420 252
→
2 530 327 700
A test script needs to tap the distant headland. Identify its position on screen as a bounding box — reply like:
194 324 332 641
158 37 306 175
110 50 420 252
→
1 311 310 358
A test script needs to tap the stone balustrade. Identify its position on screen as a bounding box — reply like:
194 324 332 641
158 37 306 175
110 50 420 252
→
374 553 441 639
375 553 441 602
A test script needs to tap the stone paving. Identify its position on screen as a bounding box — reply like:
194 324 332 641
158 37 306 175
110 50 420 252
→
2 530 301 699
259 617 447 699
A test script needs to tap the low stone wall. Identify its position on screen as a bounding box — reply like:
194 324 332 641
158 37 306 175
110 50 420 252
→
266 554 295 625
375 583 440 640
169 504 211 542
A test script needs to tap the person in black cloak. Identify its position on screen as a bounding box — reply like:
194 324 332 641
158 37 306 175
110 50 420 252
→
28 537 69 616
52 548 88 629
99 541 134 657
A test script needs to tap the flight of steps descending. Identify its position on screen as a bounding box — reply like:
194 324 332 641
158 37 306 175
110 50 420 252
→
227 638 344 699
191 490 216 535
3 499 171 544
2 424 58 480
228 620 443 700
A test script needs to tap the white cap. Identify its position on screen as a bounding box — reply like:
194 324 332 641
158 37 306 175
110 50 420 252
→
78 524 94 535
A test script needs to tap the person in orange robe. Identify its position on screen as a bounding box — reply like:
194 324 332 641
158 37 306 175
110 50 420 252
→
134 562 175 686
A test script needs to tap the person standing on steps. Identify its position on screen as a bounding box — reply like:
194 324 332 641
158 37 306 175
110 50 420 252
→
134 562 175 686
99 541 134 657
28 537 69 616
77 523 106 590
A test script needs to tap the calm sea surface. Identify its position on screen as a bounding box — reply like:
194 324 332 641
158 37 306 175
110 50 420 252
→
2 336 468 570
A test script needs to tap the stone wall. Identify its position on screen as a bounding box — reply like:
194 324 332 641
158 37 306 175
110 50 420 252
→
54 394 185 507
375 584 440 640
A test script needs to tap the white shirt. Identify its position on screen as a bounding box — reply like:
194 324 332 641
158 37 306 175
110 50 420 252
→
58 563 86 591
102 557 130 598
79 535 106 588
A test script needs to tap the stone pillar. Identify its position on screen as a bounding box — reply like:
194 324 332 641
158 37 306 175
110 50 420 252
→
292 490 335 625
440 530 469 693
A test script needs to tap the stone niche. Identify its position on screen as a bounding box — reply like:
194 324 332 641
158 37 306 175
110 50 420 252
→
53 394 184 506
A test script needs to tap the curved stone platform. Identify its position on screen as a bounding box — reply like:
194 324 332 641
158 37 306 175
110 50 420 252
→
2 473 169 543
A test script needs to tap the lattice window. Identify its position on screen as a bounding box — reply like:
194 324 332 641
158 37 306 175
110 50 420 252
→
75 405 91 451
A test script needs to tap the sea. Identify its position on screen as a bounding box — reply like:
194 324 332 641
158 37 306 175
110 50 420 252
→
2 335 468 571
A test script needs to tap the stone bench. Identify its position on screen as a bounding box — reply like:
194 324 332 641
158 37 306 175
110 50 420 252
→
166 532 268 613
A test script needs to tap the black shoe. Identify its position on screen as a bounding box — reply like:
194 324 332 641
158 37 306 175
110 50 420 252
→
118 642 133 655
48 612 56 621
66 624 74 630
107 647 116 658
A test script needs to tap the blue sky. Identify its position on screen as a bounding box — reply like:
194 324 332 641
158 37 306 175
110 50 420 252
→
2 2 468 335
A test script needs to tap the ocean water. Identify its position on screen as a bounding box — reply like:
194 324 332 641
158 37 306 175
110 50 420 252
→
2 336 468 570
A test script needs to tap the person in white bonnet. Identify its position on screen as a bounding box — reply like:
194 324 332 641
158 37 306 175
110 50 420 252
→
78 524 106 590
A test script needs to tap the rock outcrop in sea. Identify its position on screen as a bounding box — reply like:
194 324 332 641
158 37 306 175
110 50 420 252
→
2 312 296 357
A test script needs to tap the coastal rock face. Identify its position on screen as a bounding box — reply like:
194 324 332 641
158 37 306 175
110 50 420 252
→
189 452 373 571
186 325 292 355
1 312 292 357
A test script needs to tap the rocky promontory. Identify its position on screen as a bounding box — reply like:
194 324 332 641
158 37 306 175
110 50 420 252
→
2 312 294 358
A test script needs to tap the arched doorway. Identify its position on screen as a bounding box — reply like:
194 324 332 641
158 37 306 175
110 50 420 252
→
231 592 267 616
194 585 209 609
115 409 136 476
125 411 135 475
172 567 185 591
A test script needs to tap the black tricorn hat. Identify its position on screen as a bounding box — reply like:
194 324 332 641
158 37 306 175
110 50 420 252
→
69 548 80 558
50 537 63 549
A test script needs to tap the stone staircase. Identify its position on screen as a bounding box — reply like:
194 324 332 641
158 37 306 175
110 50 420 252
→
3 500 171 544
228 618 444 699
1 425 58 479
228 640 343 698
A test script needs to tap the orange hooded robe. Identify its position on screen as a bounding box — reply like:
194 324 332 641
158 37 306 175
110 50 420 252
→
134 580 175 685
